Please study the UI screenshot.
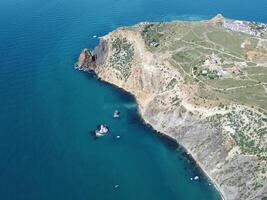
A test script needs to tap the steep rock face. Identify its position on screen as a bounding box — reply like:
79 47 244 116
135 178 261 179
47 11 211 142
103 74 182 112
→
93 40 108 65
76 49 96 71
76 24 267 200
76 40 108 71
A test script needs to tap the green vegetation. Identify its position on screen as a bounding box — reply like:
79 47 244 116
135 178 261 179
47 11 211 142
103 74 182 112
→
206 30 245 57
225 85 266 109
105 18 267 200
206 78 254 87
167 78 178 90
104 18 267 200
142 24 163 50
110 37 134 80
193 67 220 80
137 19 267 159
173 50 203 64
140 20 267 111
208 109 267 158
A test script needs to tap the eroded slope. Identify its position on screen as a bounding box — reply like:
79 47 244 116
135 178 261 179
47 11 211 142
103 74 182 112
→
77 15 267 200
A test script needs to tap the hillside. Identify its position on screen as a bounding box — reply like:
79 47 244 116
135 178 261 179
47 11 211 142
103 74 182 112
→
76 15 267 200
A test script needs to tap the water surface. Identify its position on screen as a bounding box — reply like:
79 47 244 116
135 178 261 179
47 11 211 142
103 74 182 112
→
0 0 267 199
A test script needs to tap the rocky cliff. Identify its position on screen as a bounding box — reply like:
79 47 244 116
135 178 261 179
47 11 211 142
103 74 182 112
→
76 16 267 200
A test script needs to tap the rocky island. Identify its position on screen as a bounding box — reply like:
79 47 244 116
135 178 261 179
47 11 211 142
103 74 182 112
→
76 15 267 200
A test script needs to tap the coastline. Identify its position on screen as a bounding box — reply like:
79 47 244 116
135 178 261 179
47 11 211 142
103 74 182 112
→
76 16 267 199
83 70 225 200
139 103 226 200
138 104 226 200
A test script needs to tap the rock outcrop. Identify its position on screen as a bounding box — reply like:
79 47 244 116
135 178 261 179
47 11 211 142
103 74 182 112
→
76 48 96 71
76 40 108 71
76 17 267 200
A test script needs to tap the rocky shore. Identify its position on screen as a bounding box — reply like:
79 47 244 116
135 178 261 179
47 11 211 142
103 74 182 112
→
76 16 267 200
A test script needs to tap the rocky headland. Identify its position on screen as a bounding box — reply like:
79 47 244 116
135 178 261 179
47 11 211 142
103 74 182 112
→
76 15 267 200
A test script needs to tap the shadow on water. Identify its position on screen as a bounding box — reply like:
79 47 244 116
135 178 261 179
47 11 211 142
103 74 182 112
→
82 69 214 185
2 0 267 199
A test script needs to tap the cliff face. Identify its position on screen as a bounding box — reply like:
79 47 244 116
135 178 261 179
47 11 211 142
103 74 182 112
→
76 40 108 71
77 18 267 200
76 49 96 71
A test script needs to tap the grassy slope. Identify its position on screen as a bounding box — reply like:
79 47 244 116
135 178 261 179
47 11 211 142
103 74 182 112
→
140 20 267 112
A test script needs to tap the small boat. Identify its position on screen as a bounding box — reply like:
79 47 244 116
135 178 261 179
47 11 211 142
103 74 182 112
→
95 124 109 137
113 110 120 118
93 35 97 38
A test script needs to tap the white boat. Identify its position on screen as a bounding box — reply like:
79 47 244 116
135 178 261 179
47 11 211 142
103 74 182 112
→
95 124 109 137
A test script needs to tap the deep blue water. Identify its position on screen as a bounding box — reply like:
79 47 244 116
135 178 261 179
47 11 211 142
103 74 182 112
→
0 0 267 200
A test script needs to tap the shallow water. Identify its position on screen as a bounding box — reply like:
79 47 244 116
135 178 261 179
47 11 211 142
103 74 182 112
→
0 0 266 199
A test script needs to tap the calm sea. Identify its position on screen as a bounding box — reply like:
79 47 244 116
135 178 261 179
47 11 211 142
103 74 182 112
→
0 0 266 199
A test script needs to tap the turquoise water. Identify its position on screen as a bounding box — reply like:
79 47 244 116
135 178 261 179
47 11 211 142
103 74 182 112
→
0 0 267 199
